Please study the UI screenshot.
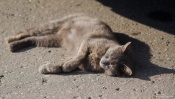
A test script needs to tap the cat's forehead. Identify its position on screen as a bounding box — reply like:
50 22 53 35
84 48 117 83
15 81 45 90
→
104 49 123 60
109 47 123 55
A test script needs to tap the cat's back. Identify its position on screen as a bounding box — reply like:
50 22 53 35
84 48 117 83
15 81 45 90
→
56 14 114 50
59 14 113 39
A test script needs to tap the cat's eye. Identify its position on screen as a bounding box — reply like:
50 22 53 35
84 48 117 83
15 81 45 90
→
105 56 109 59
120 61 125 65
110 62 116 65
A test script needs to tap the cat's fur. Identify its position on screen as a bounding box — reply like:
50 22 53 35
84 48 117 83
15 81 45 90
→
6 14 134 76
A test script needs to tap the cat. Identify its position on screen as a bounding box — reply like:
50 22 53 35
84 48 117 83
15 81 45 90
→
5 14 134 76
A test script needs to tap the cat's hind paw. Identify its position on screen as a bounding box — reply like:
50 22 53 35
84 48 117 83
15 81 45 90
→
5 33 27 43
39 64 62 74
9 42 19 52
5 36 17 43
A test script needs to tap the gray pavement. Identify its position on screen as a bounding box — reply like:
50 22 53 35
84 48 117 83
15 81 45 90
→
0 0 175 99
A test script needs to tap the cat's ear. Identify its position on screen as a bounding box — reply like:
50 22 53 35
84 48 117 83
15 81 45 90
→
122 42 131 54
122 64 133 76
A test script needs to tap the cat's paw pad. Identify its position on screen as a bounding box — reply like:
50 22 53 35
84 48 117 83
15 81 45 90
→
39 64 62 74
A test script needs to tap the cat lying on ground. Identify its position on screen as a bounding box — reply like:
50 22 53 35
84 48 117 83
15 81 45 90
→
6 14 134 76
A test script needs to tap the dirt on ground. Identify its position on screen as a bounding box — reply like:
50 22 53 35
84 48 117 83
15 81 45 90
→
0 0 175 99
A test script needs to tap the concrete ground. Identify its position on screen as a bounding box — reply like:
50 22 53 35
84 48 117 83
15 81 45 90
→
0 0 175 99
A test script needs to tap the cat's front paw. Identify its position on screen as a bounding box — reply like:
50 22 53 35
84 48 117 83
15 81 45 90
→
62 60 78 72
39 64 62 74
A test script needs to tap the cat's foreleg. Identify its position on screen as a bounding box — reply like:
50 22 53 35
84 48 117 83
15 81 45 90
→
38 43 88 74
62 41 89 72
39 41 89 74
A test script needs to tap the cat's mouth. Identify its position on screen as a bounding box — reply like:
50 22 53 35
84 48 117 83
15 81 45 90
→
100 60 133 76
99 60 119 76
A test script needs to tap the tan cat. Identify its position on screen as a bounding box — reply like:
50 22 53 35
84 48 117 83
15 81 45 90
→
6 14 134 76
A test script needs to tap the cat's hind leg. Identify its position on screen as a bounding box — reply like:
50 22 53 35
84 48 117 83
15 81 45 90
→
5 23 61 43
9 35 61 52
5 14 84 43
5 16 73 44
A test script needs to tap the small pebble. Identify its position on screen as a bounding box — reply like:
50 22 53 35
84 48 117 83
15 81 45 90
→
99 95 102 97
116 88 120 91
76 85 79 88
151 81 155 84
20 66 23 68
10 14 15 16
0 75 4 79
87 97 91 99
73 96 81 99
158 52 161 54
76 3 81 6
158 91 161 94
41 78 47 85
102 86 107 89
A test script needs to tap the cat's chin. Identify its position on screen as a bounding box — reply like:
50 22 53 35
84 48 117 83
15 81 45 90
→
104 70 119 77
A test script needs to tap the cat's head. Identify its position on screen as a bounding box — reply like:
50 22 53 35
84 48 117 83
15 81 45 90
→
100 42 134 76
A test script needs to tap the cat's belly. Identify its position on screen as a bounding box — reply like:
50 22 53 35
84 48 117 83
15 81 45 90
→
61 36 82 52
60 28 85 51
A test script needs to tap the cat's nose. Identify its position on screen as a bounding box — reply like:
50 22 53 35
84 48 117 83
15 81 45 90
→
101 60 109 65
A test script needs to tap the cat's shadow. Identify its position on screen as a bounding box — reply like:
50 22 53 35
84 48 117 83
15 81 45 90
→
54 71 99 76
114 32 175 80
53 32 175 80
